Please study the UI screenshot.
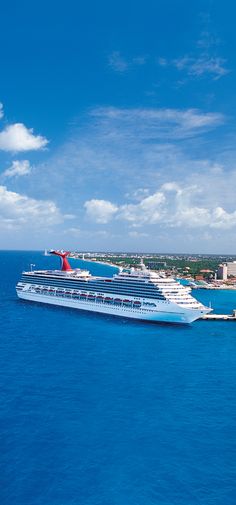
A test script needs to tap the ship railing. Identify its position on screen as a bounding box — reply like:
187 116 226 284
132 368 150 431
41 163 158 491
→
44 289 146 308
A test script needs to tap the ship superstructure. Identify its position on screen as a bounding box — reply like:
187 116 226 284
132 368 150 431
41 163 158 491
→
16 251 211 324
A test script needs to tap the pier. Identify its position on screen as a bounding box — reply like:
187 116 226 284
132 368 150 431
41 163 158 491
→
201 310 236 321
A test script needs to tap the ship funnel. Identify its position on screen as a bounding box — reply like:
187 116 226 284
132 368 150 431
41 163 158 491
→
50 250 72 271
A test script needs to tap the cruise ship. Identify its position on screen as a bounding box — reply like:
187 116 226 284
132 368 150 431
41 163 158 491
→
16 251 211 324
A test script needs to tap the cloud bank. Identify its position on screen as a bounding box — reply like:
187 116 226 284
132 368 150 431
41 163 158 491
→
85 182 236 230
0 185 64 230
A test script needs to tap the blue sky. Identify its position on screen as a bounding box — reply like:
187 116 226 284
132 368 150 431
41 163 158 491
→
1 0 236 252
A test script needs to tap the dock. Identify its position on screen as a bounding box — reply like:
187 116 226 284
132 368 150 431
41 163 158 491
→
201 309 236 321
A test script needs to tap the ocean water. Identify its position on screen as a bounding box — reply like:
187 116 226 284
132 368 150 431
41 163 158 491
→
1 251 236 505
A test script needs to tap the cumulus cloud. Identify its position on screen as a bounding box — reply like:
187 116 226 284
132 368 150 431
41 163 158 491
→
0 123 48 152
84 199 118 223
3 160 32 177
119 192 166 224
84 182 236 230
0 185 64 230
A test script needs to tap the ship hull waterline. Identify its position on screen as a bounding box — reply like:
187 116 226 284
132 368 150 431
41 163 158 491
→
17 291 208 324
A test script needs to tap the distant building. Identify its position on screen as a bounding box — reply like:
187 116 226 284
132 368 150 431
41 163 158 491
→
195 275 204 281
217 261 236 279
200 269 213 273
227 261 236 277
200 269 214 280
217 264 228 280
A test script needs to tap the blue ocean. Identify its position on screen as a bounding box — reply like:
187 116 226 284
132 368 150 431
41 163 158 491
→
1 251 236 505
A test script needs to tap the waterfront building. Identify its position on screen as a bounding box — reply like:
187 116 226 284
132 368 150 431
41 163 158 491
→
227 261 236 277
217 261 236 280
217 264 228 281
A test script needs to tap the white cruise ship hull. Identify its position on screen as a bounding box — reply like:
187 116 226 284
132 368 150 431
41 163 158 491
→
17 290 208 324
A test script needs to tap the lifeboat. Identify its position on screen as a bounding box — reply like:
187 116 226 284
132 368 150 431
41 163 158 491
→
105 297 113 302
123 299 131 304
80 293 87 298
114 298 122 304
88 294 95 299
133 301 141 305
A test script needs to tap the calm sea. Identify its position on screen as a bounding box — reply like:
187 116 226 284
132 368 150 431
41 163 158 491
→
0 251 236 505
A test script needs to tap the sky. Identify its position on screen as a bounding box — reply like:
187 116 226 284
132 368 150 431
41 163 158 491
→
1 0 236 253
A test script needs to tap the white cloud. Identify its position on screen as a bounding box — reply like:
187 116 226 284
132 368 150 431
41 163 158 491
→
120 192 165 224
0 123 48 152
0 185 64 230
90 107 224 140
4 103 235 250
38 106 225 204
125 188 150 201
83 182 236 230
211 207 236 229
36 105 229 227
84 199 118 223
157 23 229 81
173 56 229 80
0 103 3 119
34 106 230 223
3 160 32 177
